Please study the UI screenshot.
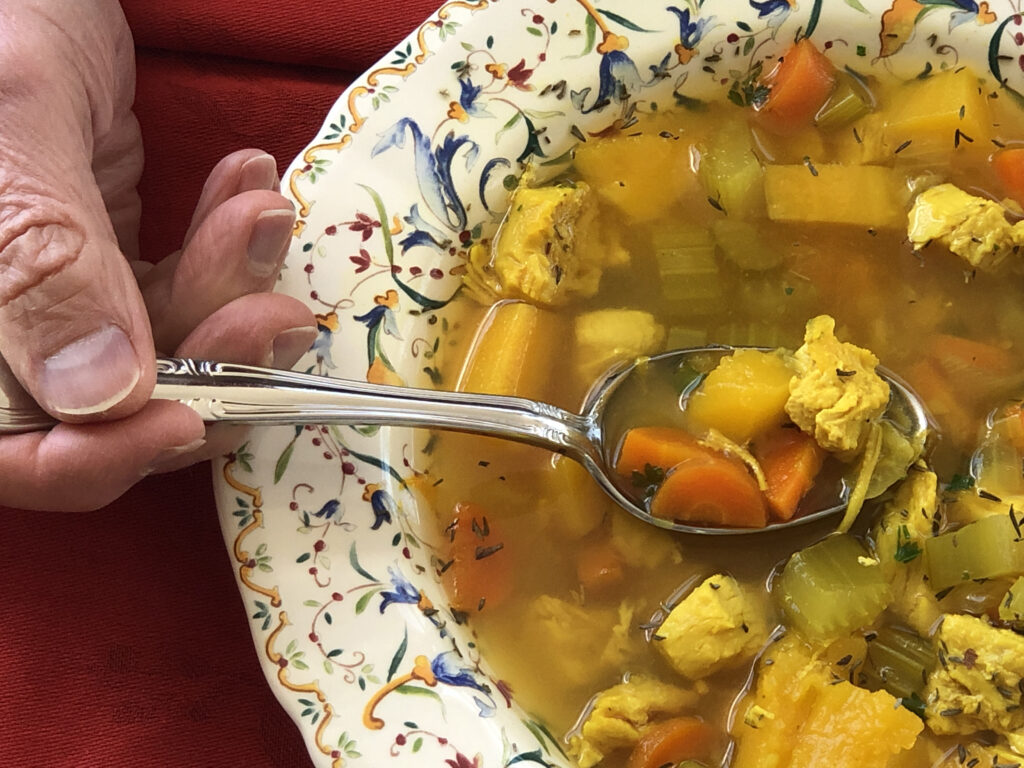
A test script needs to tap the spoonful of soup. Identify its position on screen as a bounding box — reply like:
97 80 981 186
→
0 315 928 534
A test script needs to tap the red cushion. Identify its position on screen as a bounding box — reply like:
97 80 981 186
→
0 1 438 766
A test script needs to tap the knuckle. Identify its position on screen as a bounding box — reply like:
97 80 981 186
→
0 193 85 312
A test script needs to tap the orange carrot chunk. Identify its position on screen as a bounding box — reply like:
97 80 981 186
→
754 426 827 522
576 537 626 595
759 38 837 134
992 147 1024 208
626 716 716 768
649 455 768 528
441 502 513 614
615 426 715 478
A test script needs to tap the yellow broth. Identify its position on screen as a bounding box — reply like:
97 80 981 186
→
426 66 1024 767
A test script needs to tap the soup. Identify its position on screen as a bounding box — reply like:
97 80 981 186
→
426 39 1024 768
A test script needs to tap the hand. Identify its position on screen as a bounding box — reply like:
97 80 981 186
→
0 0 316 511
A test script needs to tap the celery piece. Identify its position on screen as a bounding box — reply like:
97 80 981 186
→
999 575 1024 621
712 321 794 349
923 510 1024 591
815 71 872 130
665 326 709 350
712 219 783 271
697 120 765 219
971 407 1024 498
862 625 935 703
775 534 891 639
655 226 723 315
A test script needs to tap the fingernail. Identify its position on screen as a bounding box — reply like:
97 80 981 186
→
237 153 279 193
39 326 141 415
248 208 296 277
141 437 208 477
270 326 317 368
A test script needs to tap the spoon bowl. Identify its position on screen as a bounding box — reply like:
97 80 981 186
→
0 348 930 534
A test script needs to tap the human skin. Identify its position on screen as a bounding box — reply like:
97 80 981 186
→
0 0 316 510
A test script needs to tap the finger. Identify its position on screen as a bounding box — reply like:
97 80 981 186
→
0 399 205 512
182 149 281 247
0 3 154 423
147 293 316 474
141 189 296 352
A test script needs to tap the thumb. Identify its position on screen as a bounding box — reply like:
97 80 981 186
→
0 57 153 420
0 172 155 420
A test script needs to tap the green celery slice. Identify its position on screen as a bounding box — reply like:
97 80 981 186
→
775 533 891 639
815 71 873 129
862 625 935 703
924 509 1024 591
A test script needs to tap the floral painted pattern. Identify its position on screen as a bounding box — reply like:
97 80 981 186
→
212 1 1024 766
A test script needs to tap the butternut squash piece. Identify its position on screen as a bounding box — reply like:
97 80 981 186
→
540 453 606 541
732 635 922 768
686 349 794 444
456 300 563 401
880 68 992 160
764 164 906 229
573 133 701 223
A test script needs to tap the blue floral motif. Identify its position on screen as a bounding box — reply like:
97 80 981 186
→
399 204 454 253
571 49 646 114
379 566 420 613
668 6 711 50
431 652 490 693
371 118 479 231
354 301 402 367
750 0 791 18
456 77 491 119
366 485 396 530
313 499 341 520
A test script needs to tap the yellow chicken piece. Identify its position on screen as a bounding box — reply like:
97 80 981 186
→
908 183 1024 272
871 467 944 636
654 574 770 680
462 180 627 307
785 315 889 458
924 613 1024 752
526 595 641 689
567 675 699 768
572 308 666 383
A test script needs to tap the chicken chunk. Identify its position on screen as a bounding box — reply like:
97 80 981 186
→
655 574 770 680
526 595 641 688
871 467 943 636
463 179 627 307
573 308 666 382
924 613 1024 753
785 315 889 458
567 675 699 768
908 183 1024 272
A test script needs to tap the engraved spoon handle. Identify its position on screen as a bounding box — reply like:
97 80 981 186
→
1 356 599 463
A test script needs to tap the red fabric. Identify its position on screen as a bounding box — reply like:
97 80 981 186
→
1 1 438 766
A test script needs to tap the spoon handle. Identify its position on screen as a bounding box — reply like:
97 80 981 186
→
1 356 598 459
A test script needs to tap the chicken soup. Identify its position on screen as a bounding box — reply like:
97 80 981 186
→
427 38 1024 768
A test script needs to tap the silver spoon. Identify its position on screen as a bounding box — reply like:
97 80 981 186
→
0 348 928 534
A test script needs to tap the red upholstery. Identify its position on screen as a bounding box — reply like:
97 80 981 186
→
1 1 438 765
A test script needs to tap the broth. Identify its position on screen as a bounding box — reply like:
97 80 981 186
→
427 55 1024 768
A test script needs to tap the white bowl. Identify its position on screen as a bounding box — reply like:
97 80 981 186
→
213 1 1022 765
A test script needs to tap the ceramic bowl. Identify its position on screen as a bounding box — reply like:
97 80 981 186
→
212 1 1023 765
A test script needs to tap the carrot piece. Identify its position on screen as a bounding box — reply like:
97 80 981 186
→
626 716 716 768
759 39 837 134
992 147 1024 207
615 426 715 478
753 426 827 522
576 537 625 595
441 502 513 614
649 455 768 528
928 333 1015 377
